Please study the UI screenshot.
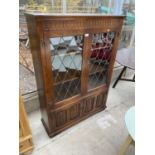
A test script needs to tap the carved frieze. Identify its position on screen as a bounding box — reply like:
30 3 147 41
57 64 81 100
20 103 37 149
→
43 18 121 31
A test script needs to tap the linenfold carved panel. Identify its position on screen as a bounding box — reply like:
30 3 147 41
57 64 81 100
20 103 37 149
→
80 98 95 114
55 110 67 127
69 103 80 120
96 93 106 108
52 92 106 129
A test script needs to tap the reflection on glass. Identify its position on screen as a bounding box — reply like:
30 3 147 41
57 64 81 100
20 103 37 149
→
88 32 115 89
49 36 83 102
120 0 135 48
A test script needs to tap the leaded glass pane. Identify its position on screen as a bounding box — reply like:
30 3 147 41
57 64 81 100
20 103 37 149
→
49 35 83 102
88 32 115 89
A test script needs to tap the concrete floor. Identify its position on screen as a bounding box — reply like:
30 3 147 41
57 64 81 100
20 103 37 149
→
27 80 135 155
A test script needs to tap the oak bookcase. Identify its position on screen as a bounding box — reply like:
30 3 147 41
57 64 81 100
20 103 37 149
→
26 13 124 137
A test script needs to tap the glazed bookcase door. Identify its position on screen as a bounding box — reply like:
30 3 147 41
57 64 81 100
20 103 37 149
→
88 31 116 90
48 35 84 103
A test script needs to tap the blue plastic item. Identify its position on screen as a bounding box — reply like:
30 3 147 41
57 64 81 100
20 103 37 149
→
125 106 135 141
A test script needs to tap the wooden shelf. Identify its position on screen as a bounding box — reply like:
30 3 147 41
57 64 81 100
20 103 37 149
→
53 72 107 102
51 50 82 57
54 76 80 86
53 68 81 85
52 63 107 86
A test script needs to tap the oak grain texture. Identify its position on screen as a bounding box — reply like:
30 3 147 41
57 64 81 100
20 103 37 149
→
26 13 124 137
19 95 34 154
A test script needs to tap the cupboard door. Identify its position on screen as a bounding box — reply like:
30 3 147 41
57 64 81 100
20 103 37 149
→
48 35 84 103
88 32 116 90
